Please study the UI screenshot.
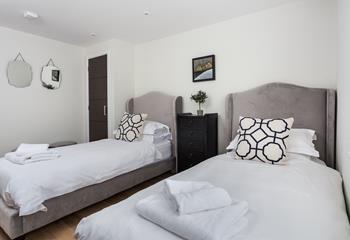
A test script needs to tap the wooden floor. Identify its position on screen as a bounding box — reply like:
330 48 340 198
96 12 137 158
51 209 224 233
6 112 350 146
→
0 173 172 240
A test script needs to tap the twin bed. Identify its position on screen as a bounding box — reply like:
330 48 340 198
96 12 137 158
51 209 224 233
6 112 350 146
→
0 92 182 239
75 83 350 240
0 83 349 240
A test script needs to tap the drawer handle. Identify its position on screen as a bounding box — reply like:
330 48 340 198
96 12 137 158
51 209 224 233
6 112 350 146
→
188 142 194 147
103 105 107 116
188 153 193 158
189 131 195 137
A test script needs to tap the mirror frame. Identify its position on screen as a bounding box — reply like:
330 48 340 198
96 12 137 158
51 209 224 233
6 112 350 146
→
41 59 62 90
7 53 33 88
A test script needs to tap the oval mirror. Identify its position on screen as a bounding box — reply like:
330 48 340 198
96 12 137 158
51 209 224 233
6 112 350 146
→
7 54 33 88
41 63 61 90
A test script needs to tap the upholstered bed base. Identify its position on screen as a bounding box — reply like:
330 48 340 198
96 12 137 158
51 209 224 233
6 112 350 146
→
0 159 174 239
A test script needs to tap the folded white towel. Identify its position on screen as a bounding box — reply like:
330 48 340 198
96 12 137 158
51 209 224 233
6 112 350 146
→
173 187 233 215
22 150 59 158
4 153 27 164
136 193 248 240
26 151 60 163
164 179 214 196
5 150 60 165
15 144 49 156
164 180 235 215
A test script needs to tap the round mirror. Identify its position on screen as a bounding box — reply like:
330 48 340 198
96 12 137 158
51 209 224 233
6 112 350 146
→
41 65 61 90
7 59 33 88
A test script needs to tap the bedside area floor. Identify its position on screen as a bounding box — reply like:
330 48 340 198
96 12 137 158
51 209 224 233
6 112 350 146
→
0 173 172 240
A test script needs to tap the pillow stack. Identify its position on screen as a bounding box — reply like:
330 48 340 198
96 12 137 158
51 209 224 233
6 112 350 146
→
142 121 172 144
285 129 319 158
114 113 172 144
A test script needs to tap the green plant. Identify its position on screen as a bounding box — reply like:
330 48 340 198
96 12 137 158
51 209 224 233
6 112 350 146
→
190 90 208 110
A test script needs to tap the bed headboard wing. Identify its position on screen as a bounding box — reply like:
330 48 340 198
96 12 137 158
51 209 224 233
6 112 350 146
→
226 83 336 168
126 92 183 159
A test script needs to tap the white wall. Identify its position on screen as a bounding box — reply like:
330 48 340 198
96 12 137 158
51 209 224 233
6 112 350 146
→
85 39 134 138
0 26 86 155
0 0 337 158
135 0 337 151
337 0 350 207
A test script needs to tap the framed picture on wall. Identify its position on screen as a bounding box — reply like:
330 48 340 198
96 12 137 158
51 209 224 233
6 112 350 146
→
192 55 215 82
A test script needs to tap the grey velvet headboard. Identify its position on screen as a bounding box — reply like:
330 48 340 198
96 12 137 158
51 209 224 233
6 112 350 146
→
126 92 183 160
226 83 336 168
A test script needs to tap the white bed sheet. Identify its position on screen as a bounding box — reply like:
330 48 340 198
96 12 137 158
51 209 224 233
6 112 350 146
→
154 140 172 161
76 153 350 240
0 139 167 216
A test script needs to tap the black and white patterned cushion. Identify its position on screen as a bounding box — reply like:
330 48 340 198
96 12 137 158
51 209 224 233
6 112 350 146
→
114 112 148 142
235 116 294 164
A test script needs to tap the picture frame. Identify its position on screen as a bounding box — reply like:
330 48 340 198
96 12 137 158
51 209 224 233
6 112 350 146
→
192 55 216 82
41 65 62 90
41 58 62 90
52 69 60 82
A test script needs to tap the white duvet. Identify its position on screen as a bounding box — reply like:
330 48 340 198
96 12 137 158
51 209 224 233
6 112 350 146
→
0 139 162 216
76 153 350 240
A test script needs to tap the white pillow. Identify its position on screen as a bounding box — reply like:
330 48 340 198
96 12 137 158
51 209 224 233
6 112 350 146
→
141 121 172 144
226 136 239 151
285 128 319 157
142 132 172 144
143 121 170 135
227 128 319 158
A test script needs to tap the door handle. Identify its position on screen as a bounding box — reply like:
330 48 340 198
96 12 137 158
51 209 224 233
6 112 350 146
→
103 105 107 116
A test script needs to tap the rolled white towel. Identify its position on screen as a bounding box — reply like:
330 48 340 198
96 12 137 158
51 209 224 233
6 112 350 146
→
136 193 248 240
16 144 49 156
173 187 233 215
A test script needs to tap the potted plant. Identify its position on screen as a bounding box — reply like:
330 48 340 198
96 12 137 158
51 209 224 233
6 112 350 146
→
190 90 208 116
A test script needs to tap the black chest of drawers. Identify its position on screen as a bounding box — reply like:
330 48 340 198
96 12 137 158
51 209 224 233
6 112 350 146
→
177 113 218 172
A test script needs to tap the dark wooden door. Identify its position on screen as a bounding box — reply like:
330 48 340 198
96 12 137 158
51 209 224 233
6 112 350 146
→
88 55 108 141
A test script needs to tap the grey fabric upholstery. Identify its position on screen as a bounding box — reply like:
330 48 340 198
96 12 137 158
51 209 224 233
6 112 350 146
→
0 92 183 239
226 83 336 168
0 200 22 239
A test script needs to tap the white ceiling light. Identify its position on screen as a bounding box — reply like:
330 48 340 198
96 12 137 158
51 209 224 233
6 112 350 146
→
143 11 151 16
23 11 39 19
89 32 96 37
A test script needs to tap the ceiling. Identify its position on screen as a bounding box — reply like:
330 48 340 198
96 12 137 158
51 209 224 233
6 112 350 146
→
0 0 299 46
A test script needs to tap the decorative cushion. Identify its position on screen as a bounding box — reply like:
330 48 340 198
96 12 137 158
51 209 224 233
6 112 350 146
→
114 112 148 142
235 117 294 164
227 128 319 158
